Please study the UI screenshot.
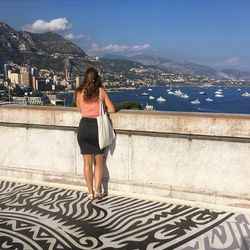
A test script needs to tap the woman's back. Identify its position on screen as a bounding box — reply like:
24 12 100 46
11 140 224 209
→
78 88 101 118
77 87 115 118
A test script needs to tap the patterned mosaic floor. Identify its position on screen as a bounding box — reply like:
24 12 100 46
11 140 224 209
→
0 180 250 250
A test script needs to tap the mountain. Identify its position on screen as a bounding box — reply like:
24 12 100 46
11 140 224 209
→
0 22 86 55
218 69 250 81
130 54 171 67
103 54 129 60
130 54 218 77
0 22 32 51
0 21 90 72
130 54 250 80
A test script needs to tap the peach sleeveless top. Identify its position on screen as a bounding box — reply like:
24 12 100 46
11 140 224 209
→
79 88 102 118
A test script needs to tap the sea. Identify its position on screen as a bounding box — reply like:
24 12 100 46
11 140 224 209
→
58 86 250 115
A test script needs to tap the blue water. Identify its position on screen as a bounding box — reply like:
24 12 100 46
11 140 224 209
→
108 86 250 114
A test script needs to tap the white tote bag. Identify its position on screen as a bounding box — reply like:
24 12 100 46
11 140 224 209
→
97 90 116 149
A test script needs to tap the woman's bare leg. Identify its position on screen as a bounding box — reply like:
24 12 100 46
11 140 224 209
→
83 155 94 195
94 154 104 194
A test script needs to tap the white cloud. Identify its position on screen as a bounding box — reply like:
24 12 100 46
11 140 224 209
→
64 33 85 40
89 43 151 55
23 18 71 33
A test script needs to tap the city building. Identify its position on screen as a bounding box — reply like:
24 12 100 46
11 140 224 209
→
0 54 4 75
20 71 30 87
7 69 12 79
10 73 20 84
64 58 72 81
76 75 82 89
53 75 58 85
32 76 37 90
20 66 31 87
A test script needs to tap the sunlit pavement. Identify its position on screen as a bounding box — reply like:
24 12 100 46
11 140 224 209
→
0 180 250 250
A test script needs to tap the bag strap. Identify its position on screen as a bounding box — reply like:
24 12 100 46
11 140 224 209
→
99 88 104 116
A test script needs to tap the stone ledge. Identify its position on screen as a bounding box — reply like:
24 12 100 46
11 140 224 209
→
0 105 250 138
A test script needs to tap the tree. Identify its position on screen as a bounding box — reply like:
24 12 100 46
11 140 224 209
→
115 101 142 111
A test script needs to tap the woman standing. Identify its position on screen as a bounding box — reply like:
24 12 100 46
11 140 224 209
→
76 68 115 200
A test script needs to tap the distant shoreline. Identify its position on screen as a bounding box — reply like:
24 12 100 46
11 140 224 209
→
105 83 250 92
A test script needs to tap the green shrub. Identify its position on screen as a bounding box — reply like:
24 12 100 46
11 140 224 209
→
115 101 142 110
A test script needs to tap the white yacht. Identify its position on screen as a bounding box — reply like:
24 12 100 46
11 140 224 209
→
180 94 189 99
157 96 166 102
149 95 155 100
144 104 154 111
174 90 183 96
148 88 153 91
215 93 224 97
206 97 213 102
167 91 174 95
191 99 200 104
199 91 205 95
242 91 250 97
215 90 223 95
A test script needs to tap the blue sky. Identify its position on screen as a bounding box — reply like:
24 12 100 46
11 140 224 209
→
1 0 250 71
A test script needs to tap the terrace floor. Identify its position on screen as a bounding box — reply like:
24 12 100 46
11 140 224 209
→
0 180 250 250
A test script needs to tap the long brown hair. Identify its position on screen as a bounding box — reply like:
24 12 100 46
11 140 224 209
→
77 68 101 102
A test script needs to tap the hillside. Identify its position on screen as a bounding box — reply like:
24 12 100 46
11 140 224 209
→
106 54 250 81
0 21 89 72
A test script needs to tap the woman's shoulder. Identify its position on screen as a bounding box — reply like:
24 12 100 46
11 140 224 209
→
100 86 107 95
76 89 83 99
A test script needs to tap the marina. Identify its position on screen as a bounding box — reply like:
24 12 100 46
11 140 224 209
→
1 86 250 114
108 85 250 114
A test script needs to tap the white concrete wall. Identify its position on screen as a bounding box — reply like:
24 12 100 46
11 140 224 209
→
0 105 250 208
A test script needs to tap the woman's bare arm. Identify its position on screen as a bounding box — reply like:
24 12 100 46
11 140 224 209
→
76 91 81 112
102 88 115 113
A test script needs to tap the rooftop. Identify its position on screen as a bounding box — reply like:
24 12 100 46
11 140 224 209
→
1 106 250 249
1 179 250 250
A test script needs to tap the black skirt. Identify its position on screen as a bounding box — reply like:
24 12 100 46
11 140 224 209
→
77 117 104 155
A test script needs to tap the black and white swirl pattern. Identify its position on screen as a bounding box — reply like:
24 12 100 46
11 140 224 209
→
1 180 247 249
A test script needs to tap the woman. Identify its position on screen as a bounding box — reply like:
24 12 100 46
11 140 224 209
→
76 68 115 200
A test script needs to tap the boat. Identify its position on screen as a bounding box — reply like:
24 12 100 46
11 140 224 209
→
149 96 155 100
47 96 64 105
144 104 154 111
237 88 241 91
215 90 223 95
157 96 166 102
174 90 183 96
148 88 153 91
191 99 200 104
215 93 224 97
139 92 150 96
206 98 213 102
242 91 250 97
167 91 174 95
180 94 189 99
199 91 205 95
